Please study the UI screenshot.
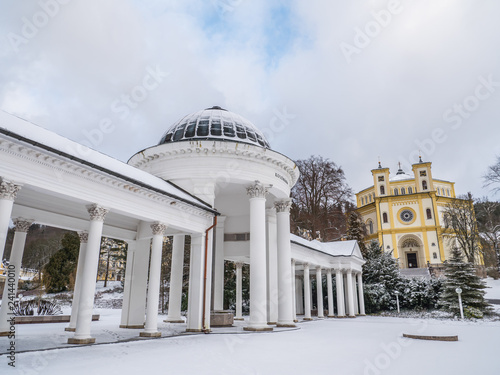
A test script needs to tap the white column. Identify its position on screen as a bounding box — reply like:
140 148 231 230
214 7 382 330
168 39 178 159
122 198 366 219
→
234 262 243 320
327 269 334 318
295 274 304 315
357 273 366 316
346 269 355 318
213 217 226 311
244 181 272 331
303 263 312 321
316 266 324 318
291 259 297 322
186 233 205 332
68 204 108 344
120 239 149 328
275 200 295 327
352 272 359 315
66 231 88 331
165 234 185 323
0 218 32 335
335 268 345 317
0 180 21 262
203 229 214 331
266 209 278 325
141 222 167 337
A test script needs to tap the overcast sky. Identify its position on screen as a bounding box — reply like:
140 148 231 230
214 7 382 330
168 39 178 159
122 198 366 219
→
1 0 500 200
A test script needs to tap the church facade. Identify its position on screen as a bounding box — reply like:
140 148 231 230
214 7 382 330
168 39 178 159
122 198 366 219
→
356 160 458 270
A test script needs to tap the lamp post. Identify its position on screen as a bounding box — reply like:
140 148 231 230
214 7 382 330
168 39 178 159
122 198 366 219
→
395 291 400 313
455 287 464 320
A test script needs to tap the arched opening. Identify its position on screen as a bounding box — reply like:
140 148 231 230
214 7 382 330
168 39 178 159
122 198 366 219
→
382 212 388 223
422 180 428 190
380 185 385 195
399 236 424 269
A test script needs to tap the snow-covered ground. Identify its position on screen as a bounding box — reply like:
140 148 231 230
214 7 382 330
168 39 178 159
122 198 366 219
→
0 279 499 374
485 277 500 299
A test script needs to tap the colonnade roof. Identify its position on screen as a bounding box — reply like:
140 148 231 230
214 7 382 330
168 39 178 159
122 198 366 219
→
0 111 215 213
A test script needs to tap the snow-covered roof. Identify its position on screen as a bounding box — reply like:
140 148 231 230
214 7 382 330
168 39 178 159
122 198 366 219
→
389 172 413 182
158 106 270 149
290 234 362 258
0 110 215 212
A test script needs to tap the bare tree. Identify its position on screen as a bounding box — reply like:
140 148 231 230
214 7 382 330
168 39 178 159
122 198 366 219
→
484 156 500 194
442 192 481 264
475 198 500 274
291 155 352 242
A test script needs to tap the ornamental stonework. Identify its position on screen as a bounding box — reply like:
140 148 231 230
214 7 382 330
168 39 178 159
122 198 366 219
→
86 204 108 221
274 199 291 213
246 181 270 199
235 262 243 269
0 179 21 200
13 218 33 233
151 222 167 236
78 231 89 243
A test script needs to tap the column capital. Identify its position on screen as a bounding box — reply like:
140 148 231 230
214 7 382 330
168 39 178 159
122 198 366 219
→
291 258 296 266
326 268 332 275
86 204 108 221
151 222 167 236
13 218 33 233
303 262 309 269
235 261 244 269
274 199 291 213
316 266 322 272
0 179 21 201
78 231 89 243
246 180 270 199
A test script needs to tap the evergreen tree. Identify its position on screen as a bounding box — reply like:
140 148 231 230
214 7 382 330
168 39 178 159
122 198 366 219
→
439 246 491 315
42 232 80 293
362 241 404 312
346 211 367 257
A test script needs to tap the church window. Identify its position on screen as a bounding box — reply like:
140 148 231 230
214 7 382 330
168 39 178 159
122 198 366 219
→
408 187 413 194
433 252 438 259
382 212 388 223
401 187 406 195
420 170 427 177
369 195 372 203
367 220 374 234
378 176 384 182
394 188 399 195
447 189 450 196
422 180 428 190
380 185 385 195
426 208 432 219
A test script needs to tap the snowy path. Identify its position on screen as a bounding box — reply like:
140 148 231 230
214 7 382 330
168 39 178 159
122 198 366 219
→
2 314 499 375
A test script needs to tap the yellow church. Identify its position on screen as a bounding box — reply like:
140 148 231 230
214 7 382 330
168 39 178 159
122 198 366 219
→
356 158 458 273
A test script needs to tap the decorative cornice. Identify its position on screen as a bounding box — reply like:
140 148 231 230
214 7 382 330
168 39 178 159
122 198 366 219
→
274 199 291 213
86 204 108 222
151 222 167 236
246 180 270 199
13 218 33 233
0 138 214 220
0 179 21 200
78 231 89 243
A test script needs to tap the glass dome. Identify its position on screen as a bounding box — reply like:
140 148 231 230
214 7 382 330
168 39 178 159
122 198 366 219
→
158 106 270 148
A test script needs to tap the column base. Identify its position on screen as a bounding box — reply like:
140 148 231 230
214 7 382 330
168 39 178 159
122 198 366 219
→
276 323 296 328
234 318 244 321
65 327 76 332
348 315 356 319
119 324 145 329
68 337 96 344
327 315 335 318
163 319 184 323
293 319 299 323
303 318 313 321
336 315 347 318
140 331 161 337
243 326 273 332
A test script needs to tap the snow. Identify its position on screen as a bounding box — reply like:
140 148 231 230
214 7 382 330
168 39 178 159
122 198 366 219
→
1 311 499 375
2 279 500 374
0 110 212 210
290 234 360 257
485 277 500 299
